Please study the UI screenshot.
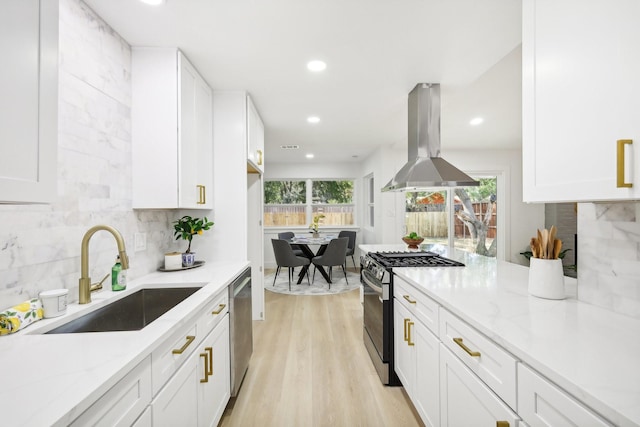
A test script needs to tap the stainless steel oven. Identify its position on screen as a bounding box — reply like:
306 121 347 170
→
361 251 464 385
361 261 400 385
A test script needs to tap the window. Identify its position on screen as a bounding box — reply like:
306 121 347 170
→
264 180 306 226
265 179 355 227
405 176 498 257
365 174 374 228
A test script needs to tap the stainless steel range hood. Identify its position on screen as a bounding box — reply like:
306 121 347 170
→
382 83 478 191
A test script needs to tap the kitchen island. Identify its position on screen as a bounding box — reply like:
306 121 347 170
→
360 244 640 427
0 260 248 426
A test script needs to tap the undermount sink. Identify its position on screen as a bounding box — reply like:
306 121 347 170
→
45 287 201 334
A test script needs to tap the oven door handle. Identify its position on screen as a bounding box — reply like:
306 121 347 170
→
361 269 384 295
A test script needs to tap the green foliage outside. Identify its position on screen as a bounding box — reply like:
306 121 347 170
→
463 178 497 202
312 181 353 204
265 180 354 204
264 181 306 204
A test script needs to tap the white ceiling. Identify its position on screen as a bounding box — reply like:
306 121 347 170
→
84 0 523 164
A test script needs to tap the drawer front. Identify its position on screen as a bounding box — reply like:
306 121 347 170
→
394 275 439 336
71 356 152 427
439 308 517 410
518 364 612 427
197 289 228 337
151 324 198 395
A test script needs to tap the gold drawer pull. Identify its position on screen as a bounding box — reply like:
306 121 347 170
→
200 352 209 383
453 337 481 357
197 184 206 204
407 321 415 346
403 318 410 341
403 295 417 304
205 346 213 375
212 303 226 315
172 335 195 354
257 149 263 165
617 139 633 188
496 422 510 427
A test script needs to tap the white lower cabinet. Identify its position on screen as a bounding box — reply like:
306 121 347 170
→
152 315 230 427
440 344 519 427
518 364 612 427
394 281 440 427
70 356 152 427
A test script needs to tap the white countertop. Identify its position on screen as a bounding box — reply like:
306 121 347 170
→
0 260 249 427
360 244 640 427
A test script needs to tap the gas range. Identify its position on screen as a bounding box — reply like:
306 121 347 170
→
360 250 464 386
362 251 464 282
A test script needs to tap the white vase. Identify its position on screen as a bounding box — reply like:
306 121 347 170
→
528 258 565 300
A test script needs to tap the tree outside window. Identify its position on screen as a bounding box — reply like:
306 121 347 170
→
264 179 354 227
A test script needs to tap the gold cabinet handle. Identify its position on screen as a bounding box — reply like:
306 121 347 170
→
200 352 209 383
212 303 226 315
496 422 510 427
453 337 481 357
403 295 417 304
172 335 196 354
205 346 213 376
407 321 415 346
257 149 263 166
617 139 633 188
403 318 410 342
197 184 206 204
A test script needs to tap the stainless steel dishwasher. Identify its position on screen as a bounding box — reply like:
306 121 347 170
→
229 267 253 396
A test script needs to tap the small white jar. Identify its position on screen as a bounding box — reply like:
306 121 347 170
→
39 289 69 318
164 252 182 270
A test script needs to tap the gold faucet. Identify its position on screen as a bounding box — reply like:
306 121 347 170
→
79 225 130 304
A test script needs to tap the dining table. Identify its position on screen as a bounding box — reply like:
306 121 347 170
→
287 234 339 284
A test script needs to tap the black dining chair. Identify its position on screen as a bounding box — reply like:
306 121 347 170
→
271 239 311 291
311 236 349 288
277 231 305 258
338 230 357 269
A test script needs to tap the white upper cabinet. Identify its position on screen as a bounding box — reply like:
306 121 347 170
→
0 0 58 203
247 95 264 174
522 0 640 202
132 48 213 209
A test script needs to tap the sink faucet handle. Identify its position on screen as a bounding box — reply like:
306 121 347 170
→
90 273 109 293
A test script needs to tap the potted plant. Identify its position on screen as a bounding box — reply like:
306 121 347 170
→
309 214 325 237
173 215 214 266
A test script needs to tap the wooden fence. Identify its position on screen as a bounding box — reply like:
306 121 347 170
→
406 202 497 238
264 205 354 227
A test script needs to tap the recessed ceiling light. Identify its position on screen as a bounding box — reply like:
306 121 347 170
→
470 117 484 126
139 0 165 4
306 154 315 159
307 116 320 124
307 60 327 72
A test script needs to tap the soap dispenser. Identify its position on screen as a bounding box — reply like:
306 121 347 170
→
112 255 127 291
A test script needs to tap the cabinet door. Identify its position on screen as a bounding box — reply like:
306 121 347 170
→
518 364 612 427
198 316 230 427
178 53 213 209
394 299 415 397
414 321 439 427
0 0 57 203
522 0 640 202
440 345 519 427
152 353 199 427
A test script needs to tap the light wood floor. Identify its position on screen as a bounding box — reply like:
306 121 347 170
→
219 287 423 427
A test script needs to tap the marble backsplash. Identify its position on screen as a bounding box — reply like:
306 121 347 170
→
578 202 640 319
0 0 206 308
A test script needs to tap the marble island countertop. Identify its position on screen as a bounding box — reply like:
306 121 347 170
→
0 260 249 426
360 244 640 427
